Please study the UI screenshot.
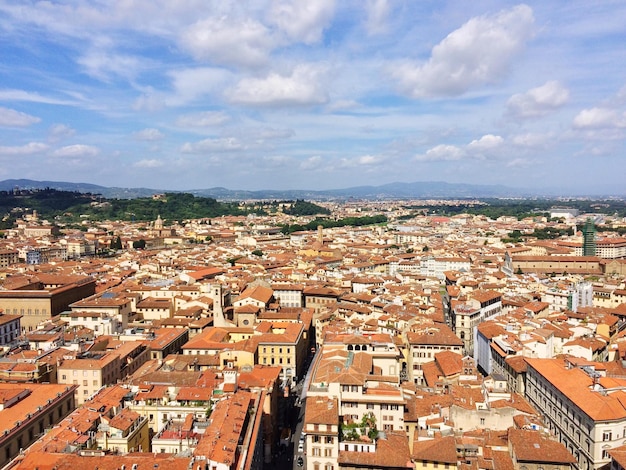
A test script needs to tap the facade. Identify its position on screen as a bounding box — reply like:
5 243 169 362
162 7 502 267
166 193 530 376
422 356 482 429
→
525 357 626 470
406 325 464 384
0 313 21 345
0 383 77 468
57 351 121 405
0 277 96 331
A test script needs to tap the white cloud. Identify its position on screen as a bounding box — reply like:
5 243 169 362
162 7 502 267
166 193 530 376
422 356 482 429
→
180 16 273 67
133 159 164 168
365 0 391 35
391 4 534 98
573 107 626 129
0 89 78 106
325 99 361 112
511 132 551 148
78 50 146 82
176 111 230 128
0 106 40 127
415 144 464 161
300 155 323 170
48 124 75 142
53 144 100 158
467 134 504 153
133 128 164 141
506 80 570 118
507 158 533 167
228 64 328 106
466 134 504 158
181 137 245 154
168 68 233 106
269 0 335 44
0 142 48 156
338 154 385 168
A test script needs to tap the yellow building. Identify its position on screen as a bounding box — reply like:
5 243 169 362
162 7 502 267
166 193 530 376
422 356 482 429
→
58 352 121 405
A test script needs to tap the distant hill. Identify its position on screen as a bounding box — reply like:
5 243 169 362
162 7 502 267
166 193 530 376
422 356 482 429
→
0 179 160 199
0 178 528 200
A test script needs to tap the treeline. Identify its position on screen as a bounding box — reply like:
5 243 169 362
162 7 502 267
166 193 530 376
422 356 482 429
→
87 193 245 221
503 226 575 243
405 198 626 219
282 199 330 216
280 214 387 234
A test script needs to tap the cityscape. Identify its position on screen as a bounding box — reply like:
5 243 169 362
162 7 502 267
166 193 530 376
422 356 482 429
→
0 192 624 470
1 1 626 469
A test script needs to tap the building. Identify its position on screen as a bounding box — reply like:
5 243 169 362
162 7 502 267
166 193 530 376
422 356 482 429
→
57 351 121 405
0 313 21 346
0 383 77 468
525 357 626 470
583 219 597 257
0 275 96 331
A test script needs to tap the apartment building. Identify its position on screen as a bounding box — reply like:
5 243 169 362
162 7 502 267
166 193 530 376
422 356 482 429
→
525 357 626 470
69 291 134 329
304 396 340 470
57 351 121 405
0 383 77 468
406 324 464 385
0 313 21 345
451 290 502 356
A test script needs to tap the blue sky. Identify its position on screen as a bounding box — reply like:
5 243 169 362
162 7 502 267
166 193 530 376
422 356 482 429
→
0 1 625 195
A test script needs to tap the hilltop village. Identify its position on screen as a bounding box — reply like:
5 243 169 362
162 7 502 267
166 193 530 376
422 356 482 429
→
0 200 626 470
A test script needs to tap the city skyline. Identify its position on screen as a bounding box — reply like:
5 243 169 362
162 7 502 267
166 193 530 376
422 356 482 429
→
1 1 625 195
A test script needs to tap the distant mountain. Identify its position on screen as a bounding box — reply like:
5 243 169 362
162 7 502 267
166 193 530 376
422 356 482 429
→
0 179 527 200
190 181 525 199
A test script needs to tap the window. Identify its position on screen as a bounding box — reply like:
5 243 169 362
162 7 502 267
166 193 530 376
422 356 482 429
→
603 431 612 441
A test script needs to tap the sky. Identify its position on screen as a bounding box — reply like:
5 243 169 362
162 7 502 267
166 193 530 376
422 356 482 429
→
1 1 626 195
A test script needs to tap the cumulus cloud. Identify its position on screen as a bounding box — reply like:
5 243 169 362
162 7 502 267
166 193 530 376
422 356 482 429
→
467 134 504 151
506 80 570 118
0 142 48 156
181 137 245 154
391 4 534 98
0 106 40 127
53 144 100 158
416 134 506 162
269 0 335 44
338 154 385 168
228 64 328 106
573 107 626 129
300 155 323 170
133 128 164 141
176 111 230 128
133 159 164 168
415 144 465 161
180 16 273 67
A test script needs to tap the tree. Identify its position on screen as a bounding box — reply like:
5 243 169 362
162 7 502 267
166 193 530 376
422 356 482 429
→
133 239 146 249
251 249 263 257
111 235 123 250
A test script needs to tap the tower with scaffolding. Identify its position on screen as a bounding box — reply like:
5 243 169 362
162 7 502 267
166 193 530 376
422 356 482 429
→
582 218 596 256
